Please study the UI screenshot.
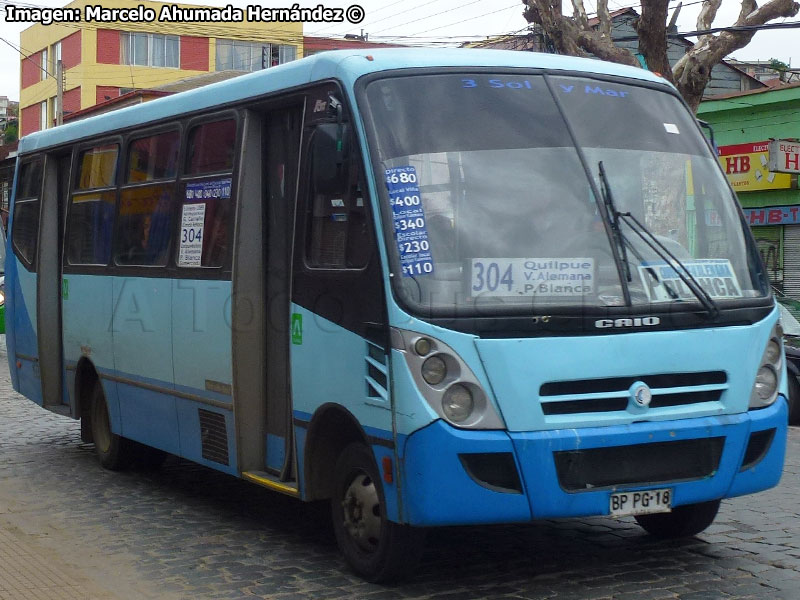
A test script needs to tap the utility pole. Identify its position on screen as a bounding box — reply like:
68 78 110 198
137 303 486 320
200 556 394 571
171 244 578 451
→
56 59 63 126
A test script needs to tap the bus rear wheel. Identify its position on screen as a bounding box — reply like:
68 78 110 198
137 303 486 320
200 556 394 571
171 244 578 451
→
634 499 721 538
331 443 425 582
90 380 133 470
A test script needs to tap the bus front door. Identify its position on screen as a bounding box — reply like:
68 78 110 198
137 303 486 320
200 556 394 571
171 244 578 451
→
38 153 70 412
233 107 302 483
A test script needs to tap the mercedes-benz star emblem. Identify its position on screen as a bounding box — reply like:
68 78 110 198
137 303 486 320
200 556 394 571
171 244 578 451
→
633 384 652 408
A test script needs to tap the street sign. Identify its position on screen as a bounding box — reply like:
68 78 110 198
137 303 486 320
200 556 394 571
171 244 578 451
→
718 141 792 191
768 139 800 174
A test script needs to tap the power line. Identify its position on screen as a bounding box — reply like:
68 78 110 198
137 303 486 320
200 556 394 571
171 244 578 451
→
413 3 521 36
308 0 407 35
372 0 493 35
342 0 454 30
0 3 308 44
0 36 54 78
613 20 800 41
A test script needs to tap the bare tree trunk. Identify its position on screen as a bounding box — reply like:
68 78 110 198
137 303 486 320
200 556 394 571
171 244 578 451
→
636 0 673 84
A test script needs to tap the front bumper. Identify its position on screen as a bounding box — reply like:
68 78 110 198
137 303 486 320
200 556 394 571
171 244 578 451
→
399 396 787 526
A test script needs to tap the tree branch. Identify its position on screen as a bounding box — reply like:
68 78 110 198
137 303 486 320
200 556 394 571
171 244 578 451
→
523 0 799 112
696 0 722 31
596 0 612 38
571 0 590 29
523 0 639 65
738 0 757 21
674 0 799 110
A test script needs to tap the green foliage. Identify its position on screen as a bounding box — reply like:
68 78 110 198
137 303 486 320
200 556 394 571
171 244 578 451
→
3 121 18 144
769 58 790 72
769 58 791 81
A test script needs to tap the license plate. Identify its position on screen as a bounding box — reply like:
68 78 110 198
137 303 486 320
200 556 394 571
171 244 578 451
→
609 488 672 517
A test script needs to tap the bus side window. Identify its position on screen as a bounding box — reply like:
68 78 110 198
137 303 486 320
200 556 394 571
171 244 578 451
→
305 124 371 269
116 130 179 267
177 118 236 269
116 186 174 266
185 119 235 175
66 144 118 265
12 158 43 268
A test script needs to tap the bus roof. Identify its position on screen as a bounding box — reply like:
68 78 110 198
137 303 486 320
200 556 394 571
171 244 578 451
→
19 48 667 154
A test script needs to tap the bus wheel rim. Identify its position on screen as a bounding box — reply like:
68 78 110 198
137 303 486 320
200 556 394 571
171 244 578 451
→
342 472 381 553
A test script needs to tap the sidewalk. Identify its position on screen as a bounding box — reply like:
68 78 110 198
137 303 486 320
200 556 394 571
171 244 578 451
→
0 334 117 600
0 521 109 600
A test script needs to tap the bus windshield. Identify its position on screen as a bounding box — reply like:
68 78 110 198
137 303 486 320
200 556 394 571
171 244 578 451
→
362 72 768 317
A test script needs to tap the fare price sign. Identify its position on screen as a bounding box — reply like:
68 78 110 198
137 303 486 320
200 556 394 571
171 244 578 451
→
386 166 434 277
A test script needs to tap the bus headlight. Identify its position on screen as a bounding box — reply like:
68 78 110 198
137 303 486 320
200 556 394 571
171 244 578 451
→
421 356 447 385
750 321 782 409
392 328 505 429
442 384 474 422
414 337 432 356
0 290 4 307
754 366 778 404
764 340 781 365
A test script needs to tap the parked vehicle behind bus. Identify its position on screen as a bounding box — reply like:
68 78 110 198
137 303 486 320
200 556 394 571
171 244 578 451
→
6 49 787 582
775 290 800 423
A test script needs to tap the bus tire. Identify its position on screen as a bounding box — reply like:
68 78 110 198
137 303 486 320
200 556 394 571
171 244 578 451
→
331 443 425 582
90 380 133 471
130 441 168 470
634 499 721 538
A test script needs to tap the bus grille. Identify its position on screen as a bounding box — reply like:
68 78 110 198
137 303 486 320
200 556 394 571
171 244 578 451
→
365 341 389 401
539 371 727 416
199 409 230 466
554 437 725 491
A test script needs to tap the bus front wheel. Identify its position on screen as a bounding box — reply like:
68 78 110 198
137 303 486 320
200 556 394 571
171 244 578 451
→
331 443 425 582
634 499 721 538
90 380 133 470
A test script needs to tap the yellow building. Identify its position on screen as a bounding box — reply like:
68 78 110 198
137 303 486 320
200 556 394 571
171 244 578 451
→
19 0 302 136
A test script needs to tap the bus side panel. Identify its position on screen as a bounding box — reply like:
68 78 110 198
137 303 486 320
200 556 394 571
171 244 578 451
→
111 276 178 453
290 304 393 437
62 274 116 411
172 279 233 403
173 278 237 473
290 304 399 520
115 381 179 454
10 262 43 406
293 424 308 498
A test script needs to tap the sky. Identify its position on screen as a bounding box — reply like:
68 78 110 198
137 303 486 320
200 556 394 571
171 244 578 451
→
0 0 798 101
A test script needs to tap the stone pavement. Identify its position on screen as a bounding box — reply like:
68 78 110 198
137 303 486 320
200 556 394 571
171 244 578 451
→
1 333 800 599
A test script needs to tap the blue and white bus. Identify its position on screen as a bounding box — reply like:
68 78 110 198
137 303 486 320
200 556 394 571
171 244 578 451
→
6 49 787 581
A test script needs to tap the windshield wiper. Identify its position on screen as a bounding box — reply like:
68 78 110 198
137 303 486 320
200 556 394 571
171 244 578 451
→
598 162 632 284
598 162 720 320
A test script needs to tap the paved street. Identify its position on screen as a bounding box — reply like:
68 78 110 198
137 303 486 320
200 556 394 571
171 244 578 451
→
2 338 800 599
